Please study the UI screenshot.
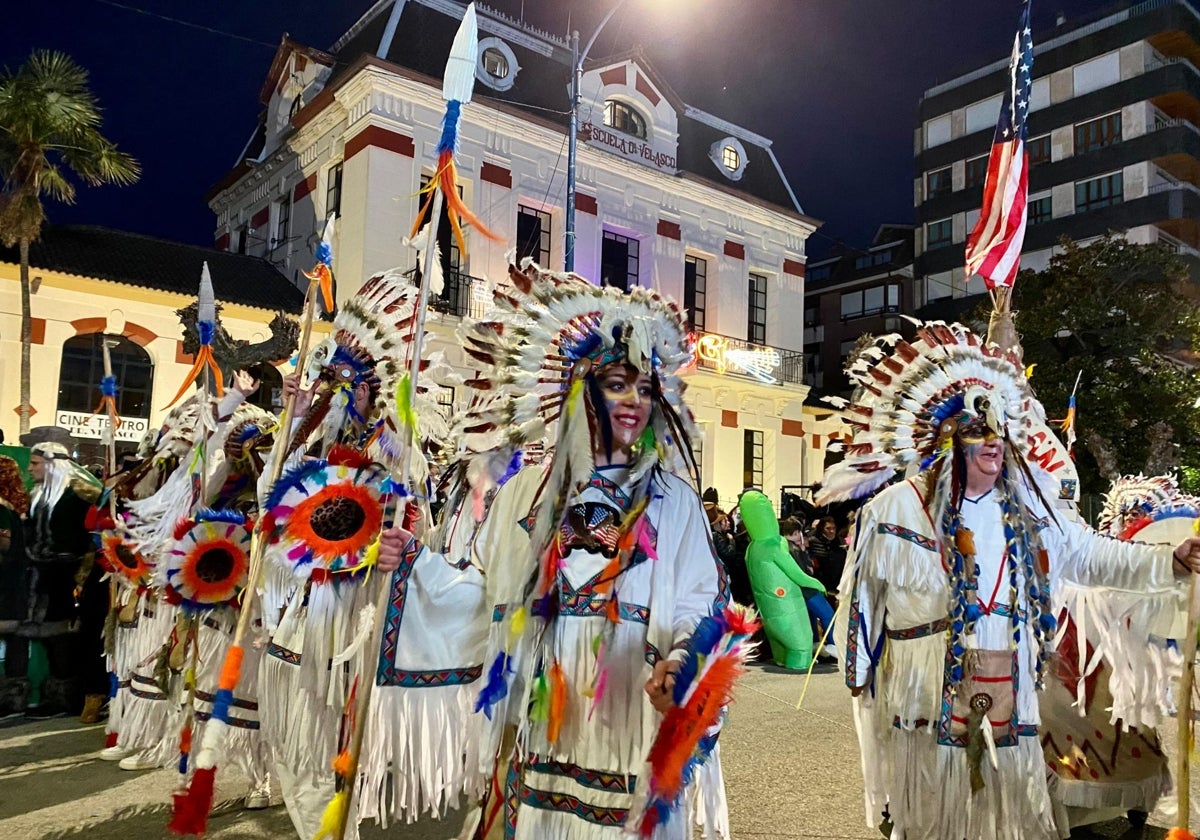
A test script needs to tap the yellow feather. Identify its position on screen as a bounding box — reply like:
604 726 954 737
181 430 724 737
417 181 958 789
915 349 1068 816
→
311 790 348 840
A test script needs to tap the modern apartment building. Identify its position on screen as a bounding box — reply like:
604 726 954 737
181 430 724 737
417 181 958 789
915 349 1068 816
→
914 0 1200 307
802 224 915 398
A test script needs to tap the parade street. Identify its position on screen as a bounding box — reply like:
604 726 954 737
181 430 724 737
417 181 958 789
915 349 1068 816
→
0 663 1191 840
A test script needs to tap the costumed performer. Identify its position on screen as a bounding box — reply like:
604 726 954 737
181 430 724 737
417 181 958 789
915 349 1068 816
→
825 321 1200 840
737 490 825 670
114 376 274 813
22 442 103 717
1040 474 1184 830
97 398 204 762
257 268 444 840
374 263 734 839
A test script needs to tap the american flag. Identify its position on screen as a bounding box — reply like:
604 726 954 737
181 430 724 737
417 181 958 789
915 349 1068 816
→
964 1 1034 289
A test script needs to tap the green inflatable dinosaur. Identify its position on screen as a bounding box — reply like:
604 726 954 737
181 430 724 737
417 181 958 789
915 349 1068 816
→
738 490 825 670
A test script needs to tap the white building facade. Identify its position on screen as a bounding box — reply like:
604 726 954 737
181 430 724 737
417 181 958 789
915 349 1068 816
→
206 0 822 509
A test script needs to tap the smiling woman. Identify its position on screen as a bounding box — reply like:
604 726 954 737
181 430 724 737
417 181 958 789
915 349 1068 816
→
366 263 744 837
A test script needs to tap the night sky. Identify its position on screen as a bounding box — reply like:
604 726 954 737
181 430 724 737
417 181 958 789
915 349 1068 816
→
5 0 1107 258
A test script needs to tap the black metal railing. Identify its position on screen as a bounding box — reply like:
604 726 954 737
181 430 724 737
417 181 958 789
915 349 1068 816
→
692 331 804 386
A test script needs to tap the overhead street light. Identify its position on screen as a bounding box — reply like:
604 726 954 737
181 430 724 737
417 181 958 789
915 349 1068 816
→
565 0 630 273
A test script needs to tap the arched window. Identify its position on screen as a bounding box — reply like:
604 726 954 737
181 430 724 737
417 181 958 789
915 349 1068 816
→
58 334 154 418
603 100 647 139
245 363 284 413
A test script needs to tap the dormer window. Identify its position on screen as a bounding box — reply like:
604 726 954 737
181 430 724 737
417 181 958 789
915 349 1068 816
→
604 100 647 139
708 136 747 181
483 48 508 80
476 37 518 92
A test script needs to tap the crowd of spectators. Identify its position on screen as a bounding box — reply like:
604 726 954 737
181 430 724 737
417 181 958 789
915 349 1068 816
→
702 487 854 667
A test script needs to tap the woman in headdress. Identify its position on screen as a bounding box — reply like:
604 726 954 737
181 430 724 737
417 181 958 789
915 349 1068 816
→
374 265 731 838
1039 474 1184 830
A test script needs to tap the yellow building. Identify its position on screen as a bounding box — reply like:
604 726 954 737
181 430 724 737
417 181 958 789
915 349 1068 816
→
0 225 305 461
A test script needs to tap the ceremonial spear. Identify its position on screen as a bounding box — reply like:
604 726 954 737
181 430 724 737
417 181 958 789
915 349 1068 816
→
170 228 331 834
316 7 500 838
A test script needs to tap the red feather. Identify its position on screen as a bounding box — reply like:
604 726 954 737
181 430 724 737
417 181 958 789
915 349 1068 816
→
168 766 216 835
645 654 742 799
721 604 761 638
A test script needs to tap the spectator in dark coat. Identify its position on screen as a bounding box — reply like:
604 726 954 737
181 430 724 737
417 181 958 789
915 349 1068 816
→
807 515 847 595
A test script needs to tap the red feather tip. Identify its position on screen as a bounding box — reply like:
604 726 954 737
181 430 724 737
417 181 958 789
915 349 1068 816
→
326 445 374 469
1165 829 1196 840
721 604 761 637
168 766 216 835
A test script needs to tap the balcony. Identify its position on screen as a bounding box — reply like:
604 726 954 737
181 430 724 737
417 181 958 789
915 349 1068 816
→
406 268 491 319
691 331 804 386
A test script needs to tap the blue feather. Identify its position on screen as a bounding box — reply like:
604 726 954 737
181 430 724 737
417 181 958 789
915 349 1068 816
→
316 241 333 266
436 100 462 155
195 508 247 525
498 450 523 487
474 652 511 720
265 459 330 510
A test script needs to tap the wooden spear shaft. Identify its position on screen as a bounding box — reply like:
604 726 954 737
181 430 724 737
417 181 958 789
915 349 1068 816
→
1176 570 1200 832
226 279 319 652
333 191 445 840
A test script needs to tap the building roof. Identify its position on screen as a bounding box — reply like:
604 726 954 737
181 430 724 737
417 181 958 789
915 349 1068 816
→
242 0 811 221
0 226 306 313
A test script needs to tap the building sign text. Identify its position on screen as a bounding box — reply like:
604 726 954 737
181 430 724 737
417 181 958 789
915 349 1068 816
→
55 411 151 443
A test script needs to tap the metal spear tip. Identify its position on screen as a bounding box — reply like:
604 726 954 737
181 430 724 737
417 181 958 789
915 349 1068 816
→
442 3 479 104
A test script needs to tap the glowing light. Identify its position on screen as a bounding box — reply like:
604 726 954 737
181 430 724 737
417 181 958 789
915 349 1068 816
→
692 333 780 384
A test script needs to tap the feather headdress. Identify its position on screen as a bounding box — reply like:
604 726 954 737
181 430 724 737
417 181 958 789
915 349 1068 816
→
301 269 447 462
818 320 1036 505
456 261 696 500
1097 473 1181 536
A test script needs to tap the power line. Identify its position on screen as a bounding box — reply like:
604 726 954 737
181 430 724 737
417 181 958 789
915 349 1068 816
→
90 0 280 50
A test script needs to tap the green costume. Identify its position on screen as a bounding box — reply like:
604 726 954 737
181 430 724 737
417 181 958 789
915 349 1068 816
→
738 491 824 669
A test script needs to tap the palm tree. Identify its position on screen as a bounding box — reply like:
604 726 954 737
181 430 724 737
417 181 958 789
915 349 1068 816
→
0 50 140 435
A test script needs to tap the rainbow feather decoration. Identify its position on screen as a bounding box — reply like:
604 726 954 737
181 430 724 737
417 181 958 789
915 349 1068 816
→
166 263 225 408
637 604 759 838
303 212 337 313
409 3 502 257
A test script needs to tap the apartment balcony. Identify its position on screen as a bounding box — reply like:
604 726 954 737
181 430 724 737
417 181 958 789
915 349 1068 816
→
691 331 804 386
407 268 491 319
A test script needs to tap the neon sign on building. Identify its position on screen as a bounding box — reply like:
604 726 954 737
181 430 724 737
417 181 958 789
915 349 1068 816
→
692 333 782 384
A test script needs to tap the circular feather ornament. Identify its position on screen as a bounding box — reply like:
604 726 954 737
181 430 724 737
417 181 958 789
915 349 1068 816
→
264 446 388 577
165 509 252 611
99 531 152 585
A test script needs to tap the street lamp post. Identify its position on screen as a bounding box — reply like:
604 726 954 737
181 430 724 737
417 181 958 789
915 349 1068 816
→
564 0 629 273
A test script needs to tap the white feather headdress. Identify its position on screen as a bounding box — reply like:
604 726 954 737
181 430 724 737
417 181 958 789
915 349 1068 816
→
818 321 1037 504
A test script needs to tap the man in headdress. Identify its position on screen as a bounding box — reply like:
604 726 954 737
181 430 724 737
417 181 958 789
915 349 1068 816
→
826 322 1200 840
22 442 104 718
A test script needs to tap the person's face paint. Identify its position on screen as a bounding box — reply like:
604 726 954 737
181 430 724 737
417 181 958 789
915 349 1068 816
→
28 455 45 484
598 365 653 454
961 433 1004 488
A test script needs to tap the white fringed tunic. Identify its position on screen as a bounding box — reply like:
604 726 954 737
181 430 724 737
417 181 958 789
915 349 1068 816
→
840 479 1178 840
367 464 730 839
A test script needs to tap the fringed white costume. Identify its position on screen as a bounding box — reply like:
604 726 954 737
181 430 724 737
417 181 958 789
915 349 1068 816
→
1040 475 1191 826
365 263 734 839
257 269 444 840
827 322 1186 840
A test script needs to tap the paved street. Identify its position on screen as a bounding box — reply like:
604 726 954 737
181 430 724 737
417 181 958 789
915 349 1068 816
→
0 663 1190 839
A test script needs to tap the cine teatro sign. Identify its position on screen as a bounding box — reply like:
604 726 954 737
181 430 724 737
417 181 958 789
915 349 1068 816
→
55 410 151 443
